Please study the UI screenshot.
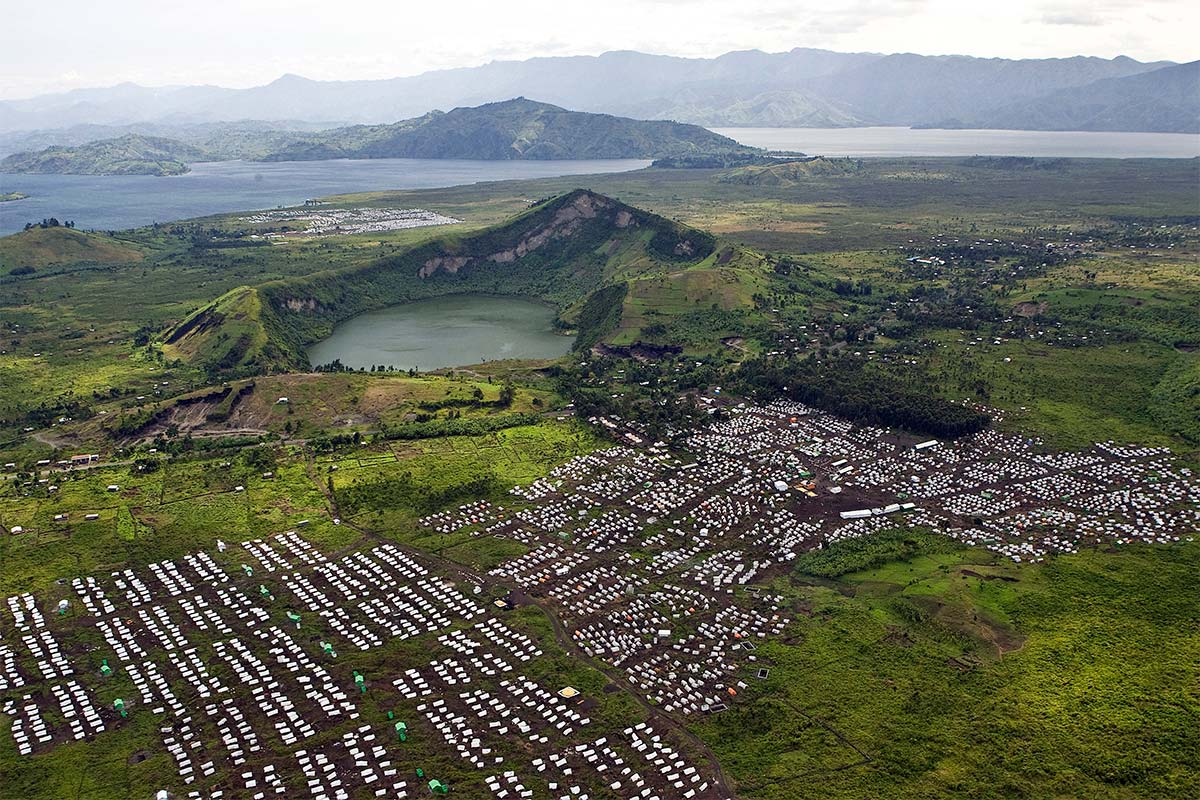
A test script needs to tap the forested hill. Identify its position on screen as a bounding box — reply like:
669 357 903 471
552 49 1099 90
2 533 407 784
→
0 99 755 174
258 98 753 161
0 134 204 175
162 189 719 375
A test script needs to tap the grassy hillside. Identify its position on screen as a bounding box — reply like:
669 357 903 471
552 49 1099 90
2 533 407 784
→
0 226 144 269
160 285 297 376
697 538 1200 800
718 157 866 185
165 189 722 374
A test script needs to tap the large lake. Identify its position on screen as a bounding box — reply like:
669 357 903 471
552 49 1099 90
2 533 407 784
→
307 294 572 371
0 157 650 236
711 127 1200 159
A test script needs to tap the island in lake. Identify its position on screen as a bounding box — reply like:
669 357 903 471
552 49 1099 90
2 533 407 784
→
0 98 756 176
0 192 28 202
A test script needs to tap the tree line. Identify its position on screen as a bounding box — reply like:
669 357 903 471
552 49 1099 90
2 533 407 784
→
733 354 991 439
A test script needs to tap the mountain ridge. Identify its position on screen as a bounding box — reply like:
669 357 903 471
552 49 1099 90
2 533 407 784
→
928 60 1200 132
0 48 1188 135
0 99 755 174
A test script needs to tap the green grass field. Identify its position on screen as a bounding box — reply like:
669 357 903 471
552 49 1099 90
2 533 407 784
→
695 538 1200 800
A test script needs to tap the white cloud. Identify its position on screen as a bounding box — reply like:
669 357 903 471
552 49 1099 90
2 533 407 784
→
0 0 1195 99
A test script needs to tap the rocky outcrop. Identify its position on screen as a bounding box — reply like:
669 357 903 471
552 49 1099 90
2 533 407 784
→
420 192 638 278
282 297 322 312
418 255 471 278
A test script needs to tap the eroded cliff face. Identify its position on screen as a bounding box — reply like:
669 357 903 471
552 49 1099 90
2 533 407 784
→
283 298 322 312
418 192 636 278
673 239 696 257
417 255 470 277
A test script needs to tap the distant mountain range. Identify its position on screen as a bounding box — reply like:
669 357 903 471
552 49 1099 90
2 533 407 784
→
0 48 1194 141
928 60 1200 133
0 100 755 174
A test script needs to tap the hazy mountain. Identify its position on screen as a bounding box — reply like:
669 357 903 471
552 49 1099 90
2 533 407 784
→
0 99 754 174
260 98 753 161
0 134 206 175
0 119 343 159
0 48 1187 136
616 88 871 128
0 83 237 132
809 53 1172 126
936 60 1200 133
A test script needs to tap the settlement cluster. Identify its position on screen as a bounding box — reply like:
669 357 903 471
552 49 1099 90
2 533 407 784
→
2 397 1196 798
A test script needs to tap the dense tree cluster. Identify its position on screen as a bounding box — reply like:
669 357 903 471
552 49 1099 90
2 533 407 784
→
734 354 991 438
572 283 627 351
336 471 501 516
23 218 75 230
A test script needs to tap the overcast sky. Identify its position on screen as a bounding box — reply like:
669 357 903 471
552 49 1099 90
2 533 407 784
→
1 0 1195 100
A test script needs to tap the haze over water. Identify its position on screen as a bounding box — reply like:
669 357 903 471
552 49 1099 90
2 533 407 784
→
0 157 650 235
3 129 1196 237
712 127 1200 158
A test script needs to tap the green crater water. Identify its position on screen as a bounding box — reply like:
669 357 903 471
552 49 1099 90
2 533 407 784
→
307 294 572 371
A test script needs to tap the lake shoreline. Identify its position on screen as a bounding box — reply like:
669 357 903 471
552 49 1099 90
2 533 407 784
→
0 157 651 236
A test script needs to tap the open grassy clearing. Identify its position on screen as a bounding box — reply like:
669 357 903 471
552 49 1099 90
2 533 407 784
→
0 416 597 596
0 450 346 596
325 159 1199 254
326 420 599 537
695 540 1200 800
